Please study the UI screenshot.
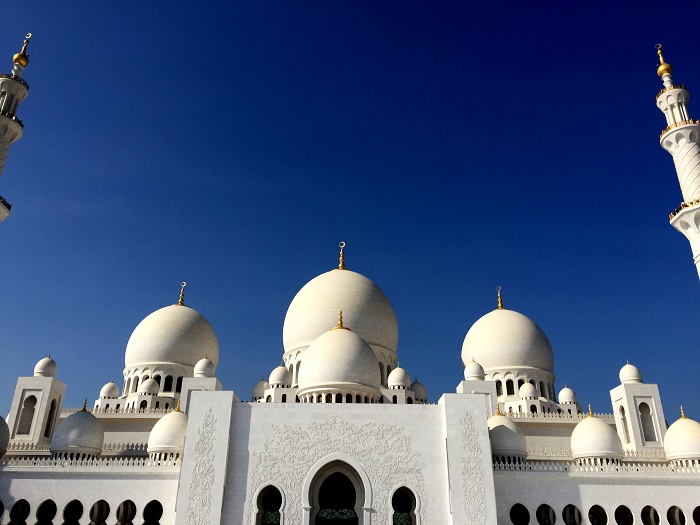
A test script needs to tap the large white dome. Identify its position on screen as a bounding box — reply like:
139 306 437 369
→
570 415 624 461
51 409 104 457
283 269 398 357
148 408 188 455
664 413 700 462
462 308 554 374
125 305 219 370
298 327 381 391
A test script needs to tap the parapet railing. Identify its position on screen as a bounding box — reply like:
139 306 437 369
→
656 84 686 99
508 411 614 421
660 118 700 138
525 447 667 460
669 198 700 220
494 460 700 475
61 406 173 415
0 195 11 211
7 441 148 454
0 73 29 90
0 455 180 469
0 109 23 127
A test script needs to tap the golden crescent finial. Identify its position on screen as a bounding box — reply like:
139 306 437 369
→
331 309 350 330
174 399 182 412
13 33 31 67
495 404 503 416
680 405 686 419
655 44 673 77
178 281 187 306
497 286 503 310
588 404 595 417
338 242 346 270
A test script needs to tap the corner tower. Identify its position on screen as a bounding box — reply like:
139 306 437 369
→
655 45 700 278
0 33 32 223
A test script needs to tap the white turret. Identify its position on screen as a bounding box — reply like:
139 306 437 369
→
656 45 700 278
0 33 32 223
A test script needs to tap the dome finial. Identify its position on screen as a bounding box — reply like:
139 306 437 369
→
680 405 686 419
12 33 31 68
655 44 673 78
331 309 350 330
338 242 346 270
80 399 88 412
587 404 596 418
495 403 503 416
497 286 504 310
174 399 182 413
178 281 187 306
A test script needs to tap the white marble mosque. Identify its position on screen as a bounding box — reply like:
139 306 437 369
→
1 39 699 525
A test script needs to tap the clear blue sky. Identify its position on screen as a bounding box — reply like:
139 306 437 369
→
1 2 699 421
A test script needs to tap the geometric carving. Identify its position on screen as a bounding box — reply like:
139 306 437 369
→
245 415 425 525
460 413 486 525
186 408 218 525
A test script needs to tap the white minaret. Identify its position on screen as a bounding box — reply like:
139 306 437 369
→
656 45 700 278
0 33 32 224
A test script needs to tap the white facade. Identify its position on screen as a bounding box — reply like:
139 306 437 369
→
1 46 700 525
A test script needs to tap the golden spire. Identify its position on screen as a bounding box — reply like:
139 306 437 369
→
173 399 182 413
495 404 503 416
497 286 503 310
587 404 596 417
656 44 673 78
680 405 687 419
80 399 88 412
331 309 350 330
338 242 346 270
12 33 31 67
178 282 186 306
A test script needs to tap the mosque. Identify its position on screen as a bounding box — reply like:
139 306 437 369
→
0 37 699 525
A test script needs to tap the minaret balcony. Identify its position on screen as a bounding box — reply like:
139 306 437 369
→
0 194 11 223
0 109 23 128
669 198 700 220
656 84 686 99
659 118 700 139
0 73 29 90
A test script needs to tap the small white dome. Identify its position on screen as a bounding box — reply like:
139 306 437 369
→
571 414 624 461
252 379 270 400
138 378 160 395
283 269 398 357
664 412 700 461
488 413 528 458
619 362 642 384
269 365 292 387
519 382 538 399
0 415 9 458
34 355 57 377
194 357 216 378
558 386 577 404
51 409 104 456
388 366 411 389
410 379 427 402
100 381 119 398
462 308 554 374
125 305 219 371
148 408 188 455
298 328 381 392
463 359 485 381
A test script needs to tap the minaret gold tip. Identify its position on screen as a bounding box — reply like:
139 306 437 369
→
13 33 31 67
338 242 346 270
587 404 594 417
178 282 186 306
656 44 673 77
680 405 686 419
174 399 182 412
495 404 503 416
497 286 503 310
331 309 350 330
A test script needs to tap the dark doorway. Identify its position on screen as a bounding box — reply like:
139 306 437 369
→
315 472 358 524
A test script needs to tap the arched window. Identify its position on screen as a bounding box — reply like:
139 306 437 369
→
588 505 608 525
379 362 385 385
407 397 413 405
139 401 148 410
282 394 287 403
142 501 163 525
266 396 272 403
387 364 392 379
518 379 524 390
153 375 161 386
115 501 136 525
17 396 37 435
61 501 83 525
256 486 282 525
562 504 582 525
364 396 369 404
539 381 546 397
10 500 30 525
392 395 397 405
163 376 173 392
44 399 57 438
536 504 556 525
619 406 630 444
667 506 685 525
506 380 515 396
316 394 323 403
36 500 57 525
496 381 503 396
295 361 301 386
549 384 555 400
88 501 109 525
392 487 416 525
356 395 361 403
346 394 352 403
510 504 530 525
614 506 634 525
311 465 362 524
326 394 333 404
639 403 657 441
125 377 132 395
335 393 342 403
641 506 660 525
530 405 537 414
175 377 183 393
155 402 160 409
132 377 139 393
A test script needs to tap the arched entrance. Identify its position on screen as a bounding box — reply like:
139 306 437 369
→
310 462 364 524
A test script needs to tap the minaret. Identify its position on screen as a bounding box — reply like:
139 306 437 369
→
0 33 32 224
655 45 700 278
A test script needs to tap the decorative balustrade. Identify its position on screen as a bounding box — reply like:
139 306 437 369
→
669 198 700 220
660 118 700 138
61 406 172 416
508 411 614 421
0 73 29 90
6 442 50 452
656 84 686 99
494 460 700 475
0 109 23 127
0 455 180 469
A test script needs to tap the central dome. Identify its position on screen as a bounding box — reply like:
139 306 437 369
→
283 269 398 356
125 305 219 370
461 308 554 374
